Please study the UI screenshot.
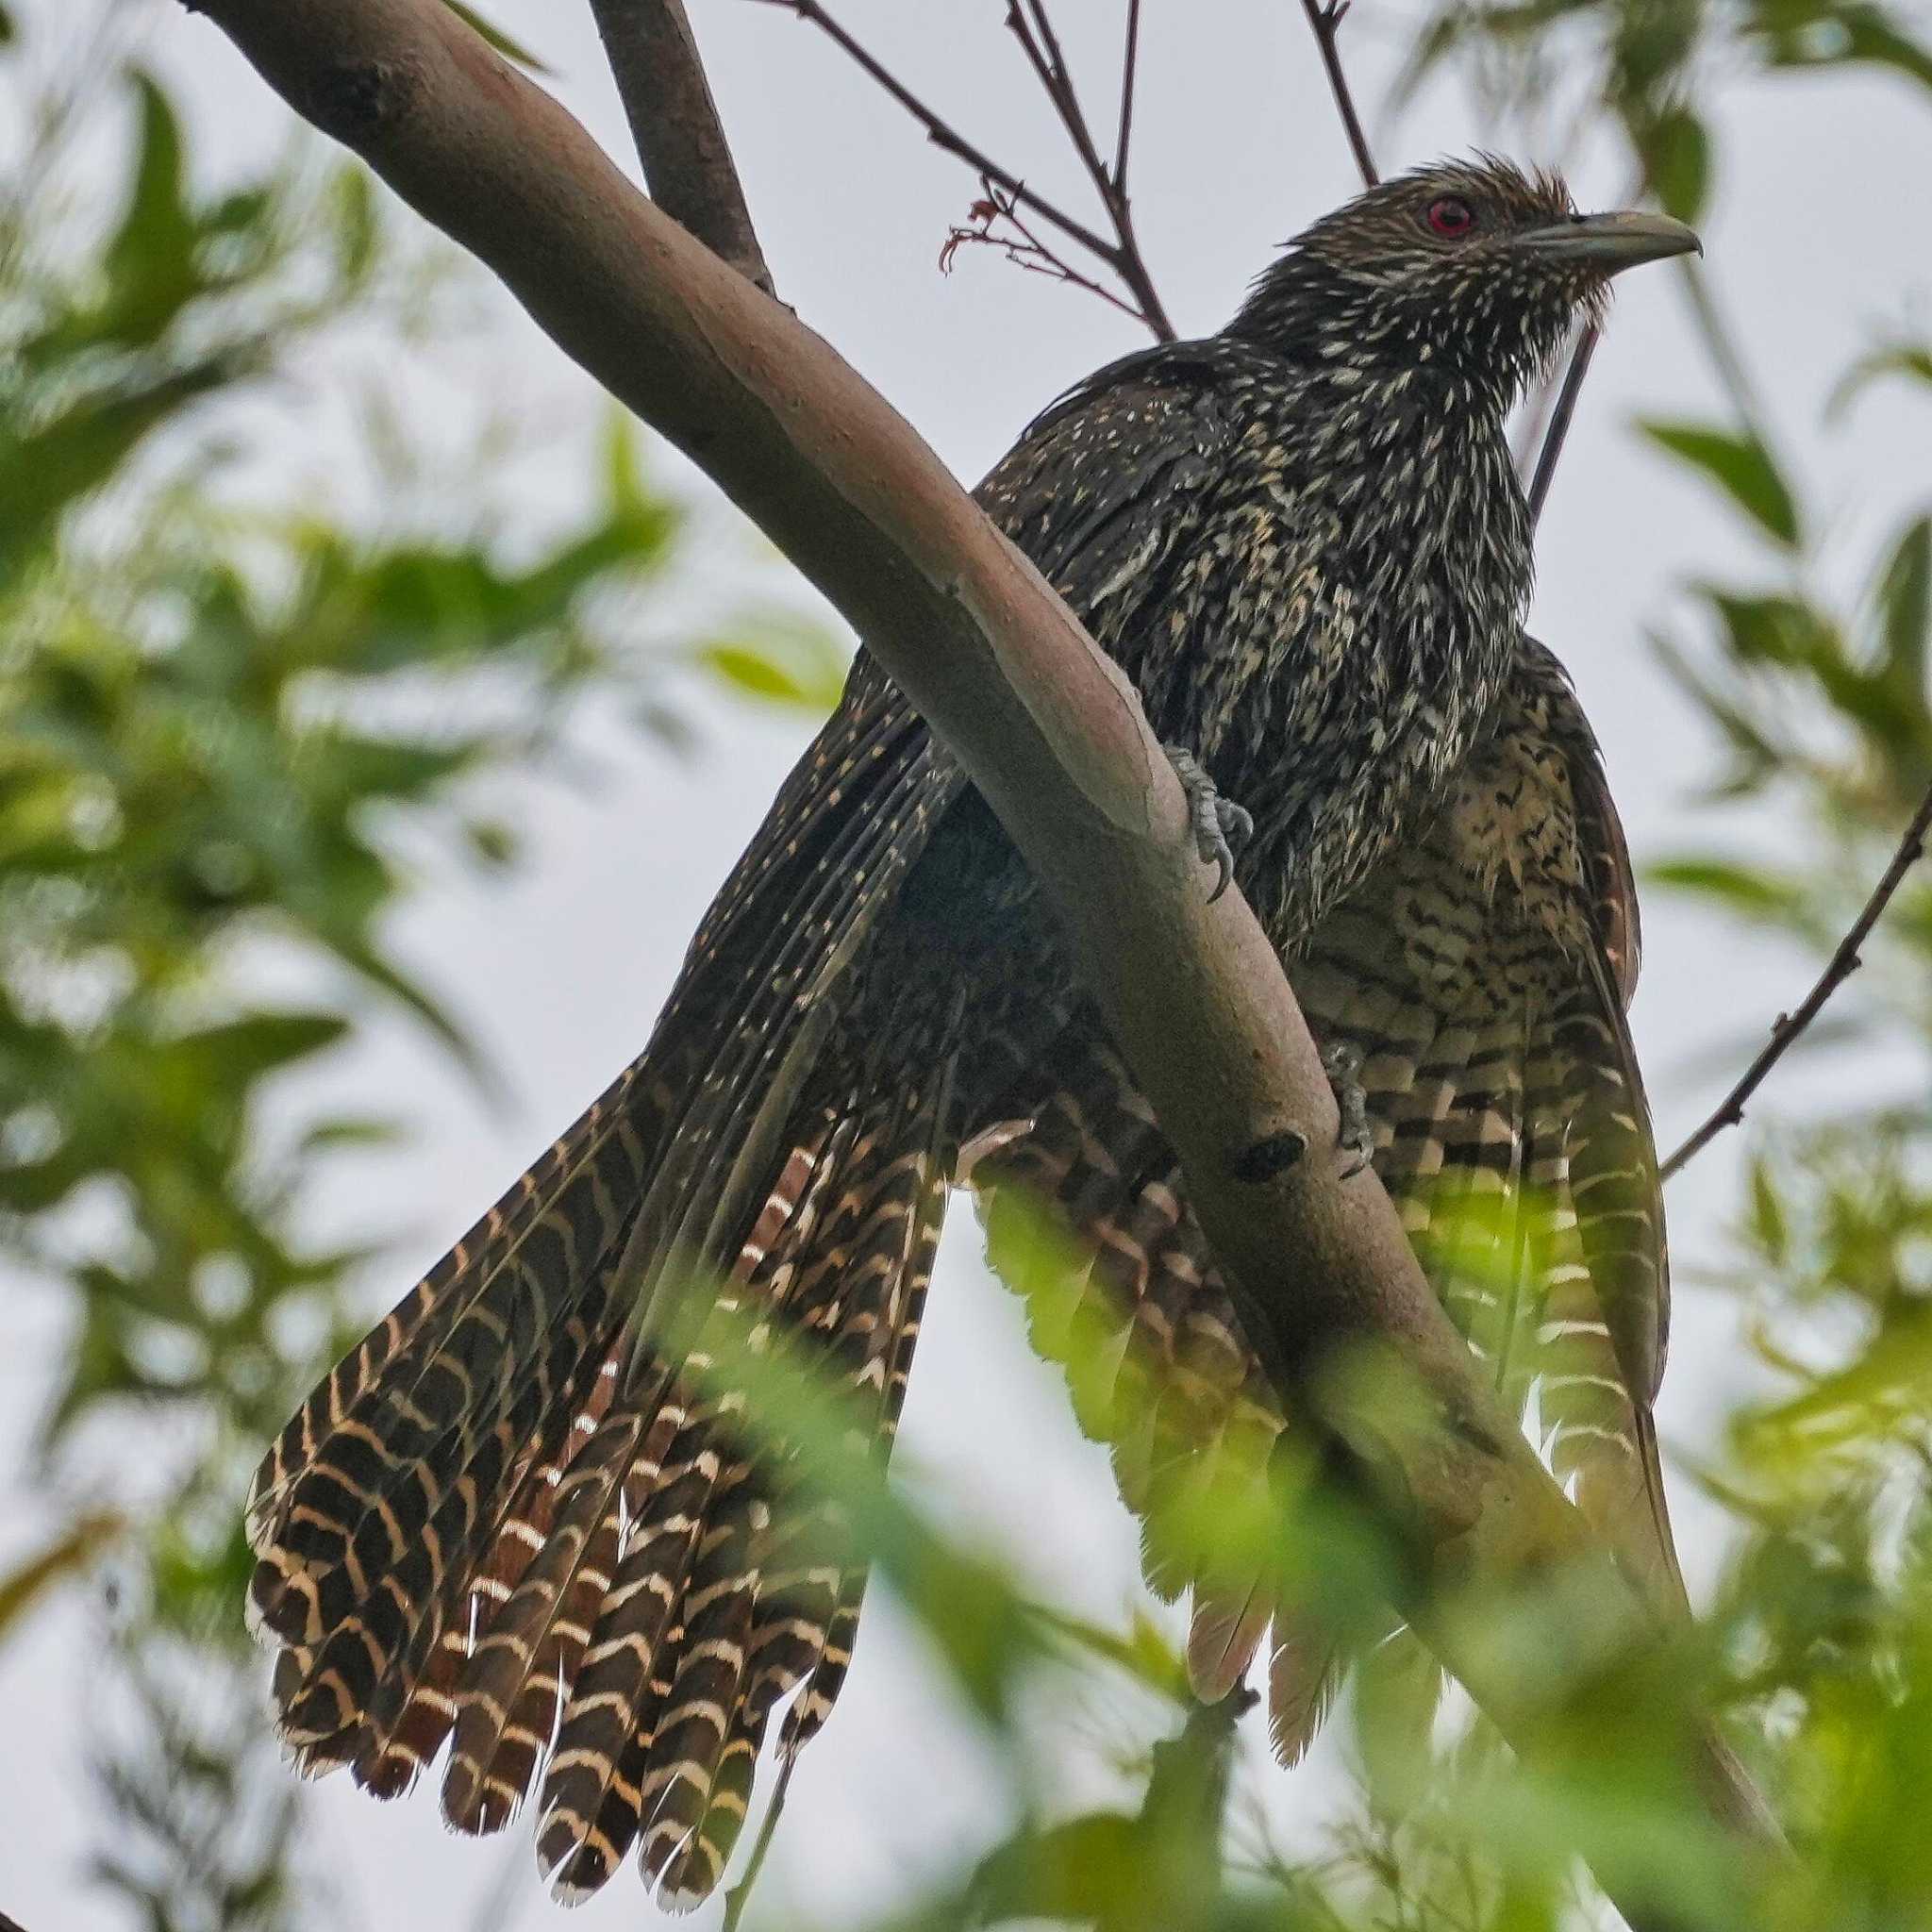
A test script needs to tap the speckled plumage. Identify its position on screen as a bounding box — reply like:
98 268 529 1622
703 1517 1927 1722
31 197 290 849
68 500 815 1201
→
242 158 1688 1906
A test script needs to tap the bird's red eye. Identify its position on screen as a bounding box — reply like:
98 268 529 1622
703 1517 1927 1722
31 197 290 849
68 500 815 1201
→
1426 195 1476 239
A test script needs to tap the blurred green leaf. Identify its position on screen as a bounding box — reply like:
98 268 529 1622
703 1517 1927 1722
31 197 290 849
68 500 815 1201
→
1830 337 1932 415
1876 515 1930 717
1639 420 1803 546
1637 104 1711 222
1742 0 1932 91
1647 857 1809 919
691 616 850 714
437 0 556 74
100 74 201 344
0 360 239 569
328 164 378 288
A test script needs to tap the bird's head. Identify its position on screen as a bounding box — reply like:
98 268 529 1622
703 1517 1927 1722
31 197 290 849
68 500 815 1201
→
1230 156 1699 412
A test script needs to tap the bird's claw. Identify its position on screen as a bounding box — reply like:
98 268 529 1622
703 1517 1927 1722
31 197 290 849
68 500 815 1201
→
1322 1041 1374 1179
1165 743 1253 903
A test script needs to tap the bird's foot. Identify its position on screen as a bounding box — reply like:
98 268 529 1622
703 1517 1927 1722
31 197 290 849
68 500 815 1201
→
1322 1041 1374 1180
1165 743 1253 903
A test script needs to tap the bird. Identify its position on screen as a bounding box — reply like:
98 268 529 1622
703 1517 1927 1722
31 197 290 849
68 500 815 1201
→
242 156 1698 1907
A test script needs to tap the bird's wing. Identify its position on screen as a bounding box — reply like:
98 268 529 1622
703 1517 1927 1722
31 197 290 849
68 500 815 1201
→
968 633 1684 1754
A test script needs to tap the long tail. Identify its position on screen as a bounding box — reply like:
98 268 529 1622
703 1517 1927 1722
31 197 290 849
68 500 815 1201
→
967 939 1677 1760
245 666 967 1907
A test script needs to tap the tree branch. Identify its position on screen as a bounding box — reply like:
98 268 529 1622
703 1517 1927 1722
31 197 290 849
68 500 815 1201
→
1662 779 1932 1181
1298 0 1377 188
1002 0 1174 339
1524 322 1600 525
1114 0 1144 191
184 2 1782 1917
942 176 1152 329
747 0 1119 269
753 0 1174 340
588 0 774 294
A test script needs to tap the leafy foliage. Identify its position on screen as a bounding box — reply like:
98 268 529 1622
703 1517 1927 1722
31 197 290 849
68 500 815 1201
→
0 13 841 1928
6 0 1932 1928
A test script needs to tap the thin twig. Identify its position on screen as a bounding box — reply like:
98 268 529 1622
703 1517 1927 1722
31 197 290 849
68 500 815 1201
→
589 0 775 294
750 1 1119 272
1298 0 1377 188
1661 779 1932 1180
1114 0 1144 190
722 1750 798 1932
942 177 1150 326
1678 255 1777 458
753 0 1174 338
1000 0 1174 337
1524 323 1600 525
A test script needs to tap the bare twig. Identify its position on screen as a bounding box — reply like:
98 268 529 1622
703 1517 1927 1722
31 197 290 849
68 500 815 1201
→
1002 0 1174 337
1114 0 1144 190
753 0 1174 338
1662 780 1932 1180
942 177 1149 325
1679 255 1777 457
749 3 1116 271
588 0 774 294
1299 0 1377 188
722 1750 798 1932
1524 323 1600 525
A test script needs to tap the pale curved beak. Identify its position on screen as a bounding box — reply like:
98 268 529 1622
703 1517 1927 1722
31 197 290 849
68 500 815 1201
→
1517 208 1703 274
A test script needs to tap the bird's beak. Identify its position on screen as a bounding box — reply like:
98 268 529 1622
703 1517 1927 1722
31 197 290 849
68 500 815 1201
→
1516 209 1702 274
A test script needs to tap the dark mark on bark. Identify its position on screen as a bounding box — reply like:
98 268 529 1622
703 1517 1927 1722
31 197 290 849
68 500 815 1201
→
1230 1128 1307 1183
313 61 411 137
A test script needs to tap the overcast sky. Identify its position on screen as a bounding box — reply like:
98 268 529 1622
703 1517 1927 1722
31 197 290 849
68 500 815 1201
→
3 1 1929 1926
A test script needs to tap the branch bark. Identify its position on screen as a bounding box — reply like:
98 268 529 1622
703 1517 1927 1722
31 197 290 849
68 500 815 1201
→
587 0 774 293
183 2 1782 1918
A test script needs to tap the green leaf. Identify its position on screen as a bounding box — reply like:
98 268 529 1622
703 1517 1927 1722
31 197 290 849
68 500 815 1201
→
101 73 202 343
1638 420 1803 546
691 620 850 714
1699 588 1837 670
1749 1158 1790 1266
1745 0 1932 92
1645 857 1808 920
0 3 16 46
968 1813 1143 1924
328 164 379 288
171 1010 351 1083
1876 515 1930 708
437 0 555 74
1637 105 1711 222
1829 337 1932 415
0 361 237 566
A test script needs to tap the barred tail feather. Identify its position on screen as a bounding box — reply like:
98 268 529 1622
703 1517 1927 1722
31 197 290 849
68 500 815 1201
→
247 677 963 1907
1529 979 1685 1616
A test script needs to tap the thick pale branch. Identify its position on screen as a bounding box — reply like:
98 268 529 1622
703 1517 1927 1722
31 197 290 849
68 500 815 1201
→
588 0 774 293
186 1 1779 1915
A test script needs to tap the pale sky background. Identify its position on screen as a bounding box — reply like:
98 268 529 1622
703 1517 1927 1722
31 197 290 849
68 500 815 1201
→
3 0 1929 1926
